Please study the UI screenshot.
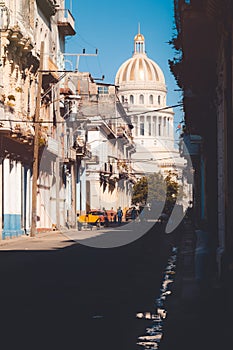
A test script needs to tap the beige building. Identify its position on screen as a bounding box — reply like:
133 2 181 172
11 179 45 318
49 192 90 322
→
0 0 76 237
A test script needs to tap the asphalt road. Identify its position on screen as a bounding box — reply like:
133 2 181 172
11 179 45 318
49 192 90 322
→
0 223 173 350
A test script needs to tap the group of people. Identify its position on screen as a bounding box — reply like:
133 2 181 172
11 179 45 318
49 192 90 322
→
108 207 127 224
116 206 138 224
107 206 139 224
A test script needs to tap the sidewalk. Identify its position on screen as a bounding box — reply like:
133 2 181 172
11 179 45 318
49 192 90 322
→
160 220 233 350
0 229 76 250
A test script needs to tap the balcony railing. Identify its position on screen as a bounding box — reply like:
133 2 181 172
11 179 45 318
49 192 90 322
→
57 9 75 36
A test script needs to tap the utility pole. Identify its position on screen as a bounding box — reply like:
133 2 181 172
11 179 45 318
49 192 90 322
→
30 41 44 237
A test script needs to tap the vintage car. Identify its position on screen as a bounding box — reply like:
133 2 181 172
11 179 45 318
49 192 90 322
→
77 210 108 230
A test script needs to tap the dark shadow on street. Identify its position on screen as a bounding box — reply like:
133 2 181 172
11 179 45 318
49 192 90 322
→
0 223 174 349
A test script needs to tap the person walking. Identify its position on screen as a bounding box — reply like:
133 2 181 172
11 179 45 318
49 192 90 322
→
117 207 123 225
131 207 137 221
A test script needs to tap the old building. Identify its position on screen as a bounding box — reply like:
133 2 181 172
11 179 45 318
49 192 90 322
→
0 0 76 238
62 71 136 215
170 0 233 294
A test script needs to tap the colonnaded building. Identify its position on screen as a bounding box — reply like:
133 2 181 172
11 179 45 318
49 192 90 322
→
115 30 184 176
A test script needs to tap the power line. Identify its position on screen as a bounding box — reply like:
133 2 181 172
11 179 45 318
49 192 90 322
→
0 103 184 125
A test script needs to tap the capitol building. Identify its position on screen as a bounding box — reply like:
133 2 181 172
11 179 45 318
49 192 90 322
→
115 29 184 176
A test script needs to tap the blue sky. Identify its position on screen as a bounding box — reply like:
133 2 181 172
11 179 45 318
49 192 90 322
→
65 0 183 139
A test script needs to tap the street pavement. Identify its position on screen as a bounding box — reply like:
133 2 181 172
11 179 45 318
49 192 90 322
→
0 222 173 350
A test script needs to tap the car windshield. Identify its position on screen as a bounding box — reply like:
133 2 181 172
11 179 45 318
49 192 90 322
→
89 211 104 215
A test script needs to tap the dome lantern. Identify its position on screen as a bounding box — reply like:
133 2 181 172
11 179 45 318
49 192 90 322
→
134 23 145 54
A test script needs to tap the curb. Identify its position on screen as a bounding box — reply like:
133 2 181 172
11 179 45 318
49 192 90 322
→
0 229 66 248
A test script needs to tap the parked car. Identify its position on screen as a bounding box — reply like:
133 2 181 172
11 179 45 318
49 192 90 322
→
78 210 108 227
125 207 139 221
87 210 109 225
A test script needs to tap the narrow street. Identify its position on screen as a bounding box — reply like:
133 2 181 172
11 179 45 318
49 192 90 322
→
0 223 174 349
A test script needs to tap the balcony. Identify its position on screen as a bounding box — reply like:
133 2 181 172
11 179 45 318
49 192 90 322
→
36 0 57 17
67 147 76 161
57 9 76 36
42 56 59 88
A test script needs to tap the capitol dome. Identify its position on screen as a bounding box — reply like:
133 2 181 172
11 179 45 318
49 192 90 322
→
115 30 166 93
114 29 185 196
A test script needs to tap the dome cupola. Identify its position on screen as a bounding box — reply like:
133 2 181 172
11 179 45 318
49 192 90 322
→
115 28 166 90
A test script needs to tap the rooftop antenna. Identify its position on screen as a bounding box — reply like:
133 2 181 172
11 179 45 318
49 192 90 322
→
138 22 140 34
63 50 98 71
70 0 73 12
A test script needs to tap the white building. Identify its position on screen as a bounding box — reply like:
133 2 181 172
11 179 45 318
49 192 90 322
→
115 30 184 177
67 72 136 214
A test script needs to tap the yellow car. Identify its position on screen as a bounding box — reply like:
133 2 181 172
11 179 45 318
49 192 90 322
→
78 212 101 225
77 210 109 230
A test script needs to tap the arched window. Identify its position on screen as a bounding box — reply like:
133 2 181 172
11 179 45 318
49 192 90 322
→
130 95 134 104
121 96 124 103
167 118 170 136
139 94 144 104
149 95 153 104
158 95 161 105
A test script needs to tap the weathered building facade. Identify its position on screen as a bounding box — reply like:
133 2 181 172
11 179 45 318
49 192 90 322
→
170 0 233 295
0 0 76 237
62 72 136 215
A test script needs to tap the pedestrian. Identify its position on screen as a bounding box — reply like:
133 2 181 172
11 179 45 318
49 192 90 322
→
117 207 123 224
110 207 115 222
131 207 137 221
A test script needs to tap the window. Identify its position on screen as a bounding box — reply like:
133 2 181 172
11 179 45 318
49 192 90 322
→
130 95 134 104
109 164 113 174
139 94 144 104
158 95 161 105
148 123 151 136
133 116 138 136
98 86 108 94
167 118 170 136
158 117 162 136
153 116 157 136
140 123 144 136
149 95 153 104
121 96 124 103
147 116 151 136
